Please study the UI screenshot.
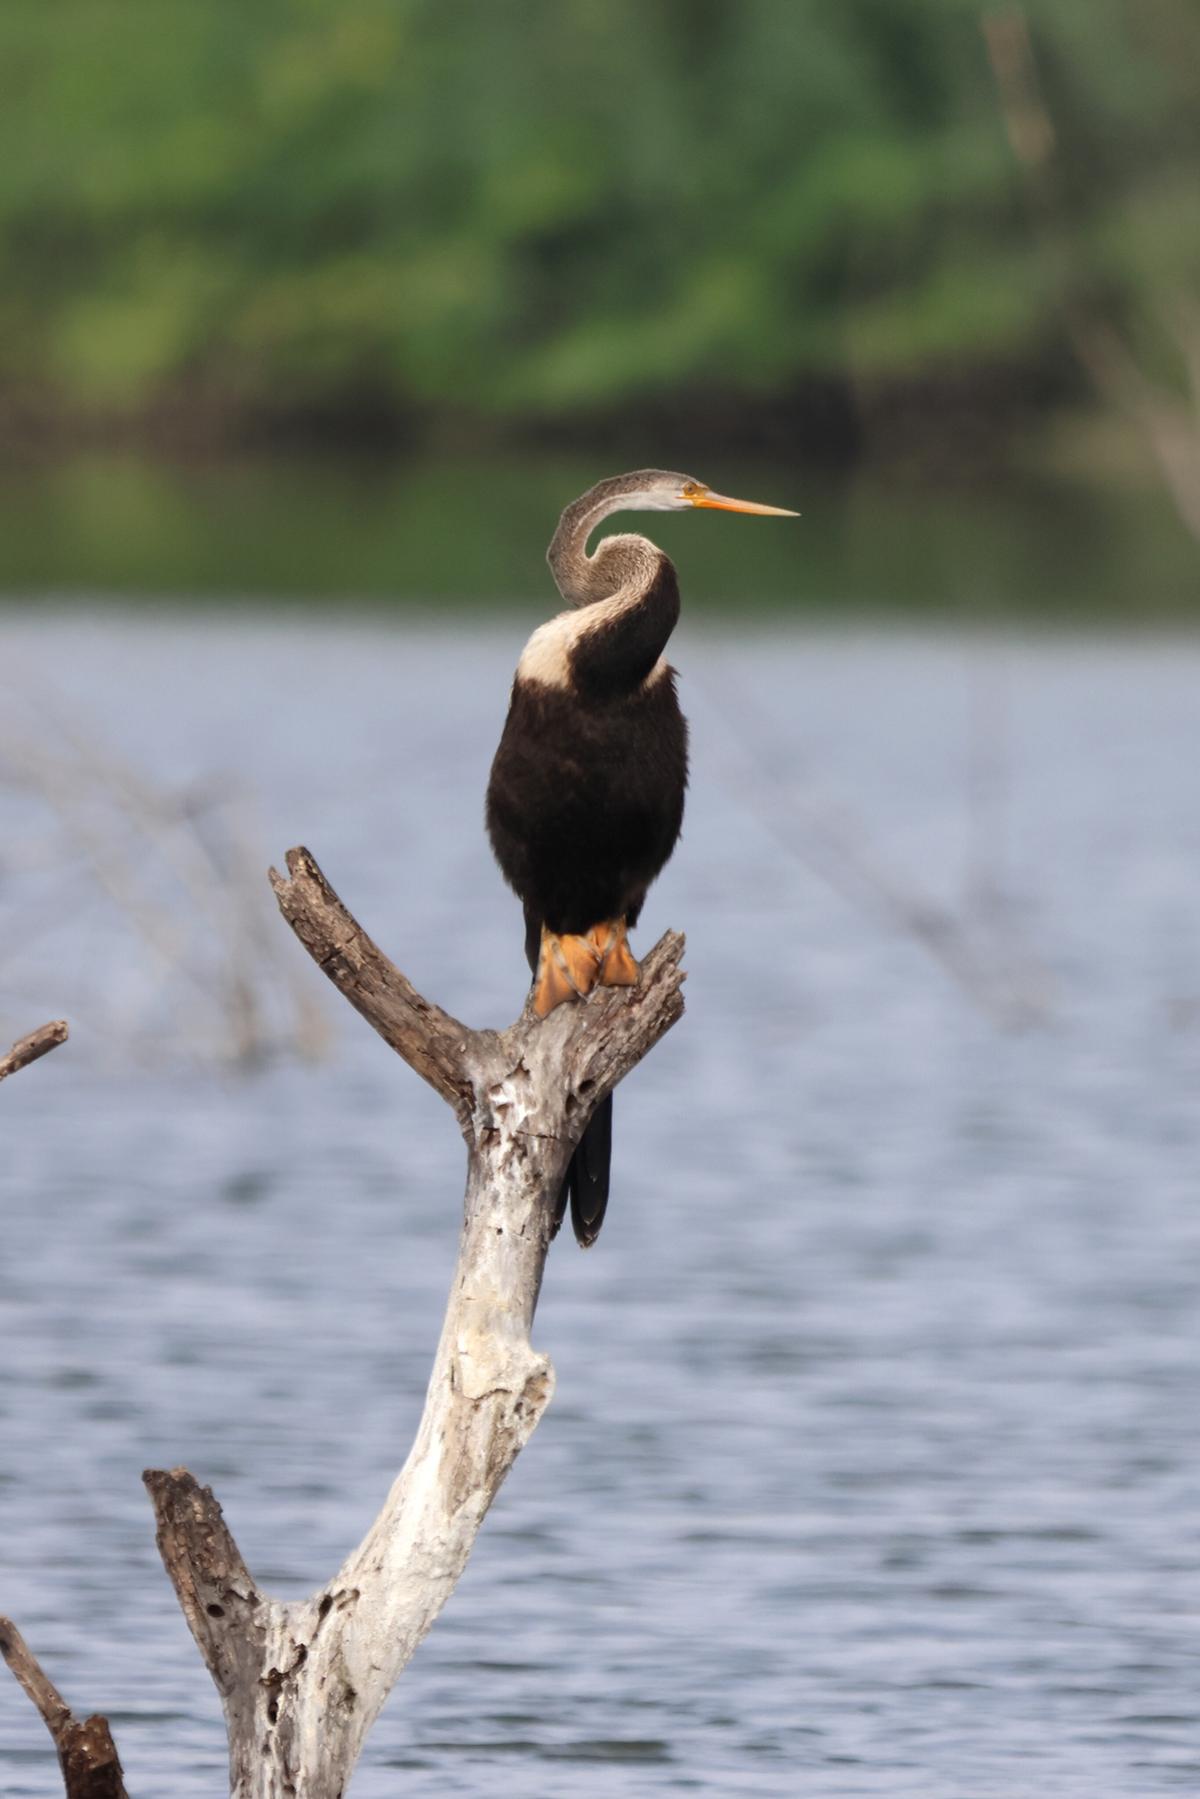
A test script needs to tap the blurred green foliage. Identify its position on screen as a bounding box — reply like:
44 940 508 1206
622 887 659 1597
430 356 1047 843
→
1 0 1198 436
3 449 1197 617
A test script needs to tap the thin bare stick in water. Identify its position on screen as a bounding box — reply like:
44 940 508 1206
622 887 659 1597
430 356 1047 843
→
0 1019 68 1083
693 663 1049 1025
0 679 329 1065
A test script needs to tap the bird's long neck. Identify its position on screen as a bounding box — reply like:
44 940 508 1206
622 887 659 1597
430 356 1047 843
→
547 480 640 605
539 488 678 699
567 536 679 698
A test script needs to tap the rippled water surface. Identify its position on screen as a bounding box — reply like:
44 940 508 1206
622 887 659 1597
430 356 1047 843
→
2 614 1199 1796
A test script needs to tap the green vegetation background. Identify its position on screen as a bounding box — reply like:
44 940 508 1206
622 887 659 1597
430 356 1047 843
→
4 0 1198 445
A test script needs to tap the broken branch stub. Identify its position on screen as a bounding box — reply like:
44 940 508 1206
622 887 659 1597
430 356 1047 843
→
140 845 684 1798
0 1019 68 1084
268 847 476 1124
0 1617 128 1799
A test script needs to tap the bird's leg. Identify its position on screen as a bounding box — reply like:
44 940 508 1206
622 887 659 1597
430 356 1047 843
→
586 918 640 990
532 925 603 1017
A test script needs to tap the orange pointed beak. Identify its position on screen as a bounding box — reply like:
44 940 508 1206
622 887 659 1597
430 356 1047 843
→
688 487 798 517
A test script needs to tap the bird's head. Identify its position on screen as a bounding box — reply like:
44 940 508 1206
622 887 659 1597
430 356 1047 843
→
607 469 798 517
547 469 797 603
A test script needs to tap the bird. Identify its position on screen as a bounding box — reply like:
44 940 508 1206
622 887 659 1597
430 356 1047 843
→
486 469 796 1247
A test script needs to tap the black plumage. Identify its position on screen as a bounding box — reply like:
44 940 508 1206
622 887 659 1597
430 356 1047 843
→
488 650 688 943
485 467 791 1246
490 659 688 1246
486 479 691 1247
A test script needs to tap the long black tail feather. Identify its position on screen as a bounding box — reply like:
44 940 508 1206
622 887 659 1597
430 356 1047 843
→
526 906 613 1247
556 1093 612 1247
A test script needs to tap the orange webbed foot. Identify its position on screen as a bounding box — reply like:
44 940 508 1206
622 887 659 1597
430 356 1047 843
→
532 926 603 1016
586 919 640 990
531 920 640 1016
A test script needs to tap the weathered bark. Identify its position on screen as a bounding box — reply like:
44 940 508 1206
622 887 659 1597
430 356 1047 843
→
143 845 685 1798
0 1618 127 1799
0 1018 68 1083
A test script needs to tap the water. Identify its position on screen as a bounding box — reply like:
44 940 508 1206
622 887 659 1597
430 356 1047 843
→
2 613 1199 1796
1 448 1198 619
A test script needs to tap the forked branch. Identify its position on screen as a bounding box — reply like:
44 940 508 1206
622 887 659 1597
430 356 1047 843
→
138 845 685 1797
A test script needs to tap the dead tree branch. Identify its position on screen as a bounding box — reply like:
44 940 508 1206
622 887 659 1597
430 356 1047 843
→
0 1617 127 1799
0 1019 68 1083
141 845 685 1798
268 848 477 1122
0 675 329 1067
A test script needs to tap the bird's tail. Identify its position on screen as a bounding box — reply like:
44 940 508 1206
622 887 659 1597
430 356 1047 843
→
526 906 613 1247
555 1093 612 1248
